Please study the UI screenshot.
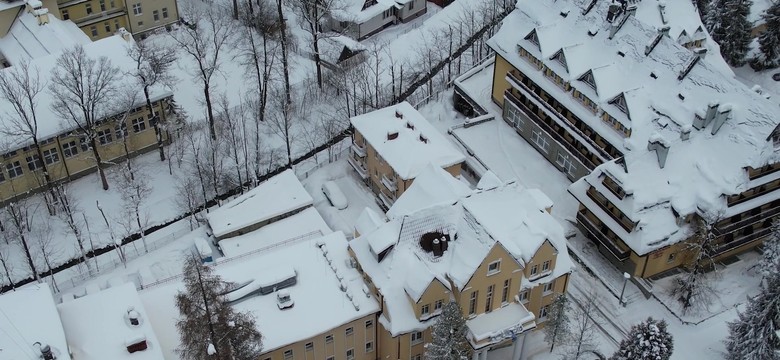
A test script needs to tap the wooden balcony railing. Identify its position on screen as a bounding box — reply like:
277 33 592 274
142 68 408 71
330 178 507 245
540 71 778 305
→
577 211 630 261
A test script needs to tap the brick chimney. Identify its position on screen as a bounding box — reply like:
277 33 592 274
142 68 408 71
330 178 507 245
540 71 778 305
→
647 133 670 168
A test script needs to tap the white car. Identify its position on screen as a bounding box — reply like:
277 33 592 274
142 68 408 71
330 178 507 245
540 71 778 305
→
322 181 348 210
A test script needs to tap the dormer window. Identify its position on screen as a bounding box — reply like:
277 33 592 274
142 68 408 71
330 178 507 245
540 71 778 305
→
578 70 597 92
361 0 377 10
421 304 430 315
550 49 568 71
524 29 539 47
608 93 631 119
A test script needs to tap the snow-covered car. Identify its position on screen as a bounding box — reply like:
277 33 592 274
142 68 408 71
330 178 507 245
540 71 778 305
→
322 181 348 210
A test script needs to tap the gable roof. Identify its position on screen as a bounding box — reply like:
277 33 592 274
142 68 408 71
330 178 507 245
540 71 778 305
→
386 163 471 219
0 7 90 66
0 284 72 360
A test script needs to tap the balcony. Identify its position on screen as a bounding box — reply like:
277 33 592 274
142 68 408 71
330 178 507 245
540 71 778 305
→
586 186 635 232
727 184 780 207
347 156 368 179
714 204 780 236
506 71 614 162
351 142 366 157
378 191 395 209
381 175 397 192
713 226 770 257
504 91 598 171
577 211 630 261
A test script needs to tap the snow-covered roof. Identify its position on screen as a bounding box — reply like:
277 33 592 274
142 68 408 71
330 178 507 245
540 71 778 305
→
0 284 72 360
350 102 465 180
386 163 472 219
0 34 173 148
466 303 534 344
206 169 314 239
331 0 399 23
631 0 732 74
218 206 332 257
350 175 572 335
355 207 385 236
140 232 379 355
57 282 165 360
0 6 90 66
488 0 779 254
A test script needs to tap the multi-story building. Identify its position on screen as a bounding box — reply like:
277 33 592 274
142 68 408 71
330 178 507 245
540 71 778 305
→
328 0 427 40
0 33 175 205
349 165 573 360
348 101 465 209
485 0 779 279
55 0 179 40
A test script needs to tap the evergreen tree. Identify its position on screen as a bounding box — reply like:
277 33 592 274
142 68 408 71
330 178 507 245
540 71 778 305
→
759 218 780 277
705 0 754 66
669 218 717 313
611 317 674 360
424 301 473 360
725 273 780 359
753 2 780 69
544 294 571 352
175 254 263 360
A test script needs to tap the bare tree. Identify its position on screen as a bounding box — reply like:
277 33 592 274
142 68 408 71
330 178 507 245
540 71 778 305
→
174 175 203 231
127 39 178 162
169 3 234 140
566 287 602 360
4 198 39 282
52 183 92 273
96 200 126 268
265 86 296 167
276 0 292 108
50 46 120 191
30 222 60 292
113 161 152 254
0 243 16 290
0 62 59 214
292 0 345 89
669 217 718 314
215 95 247 191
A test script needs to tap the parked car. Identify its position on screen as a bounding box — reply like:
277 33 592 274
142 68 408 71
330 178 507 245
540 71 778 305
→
322 181 348 210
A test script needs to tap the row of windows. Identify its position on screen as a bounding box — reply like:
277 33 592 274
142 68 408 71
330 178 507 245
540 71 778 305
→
420 299 443 316
277 320 374 360
467 278 514 316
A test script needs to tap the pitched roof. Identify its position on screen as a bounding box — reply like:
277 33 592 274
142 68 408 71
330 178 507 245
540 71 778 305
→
0 284 72 360
0 7 90 65
350 102 465 180
386 163 471 219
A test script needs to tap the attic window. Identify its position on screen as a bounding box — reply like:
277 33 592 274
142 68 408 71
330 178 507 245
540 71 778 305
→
609 93 630 118
524 29 539 46
419 134 428 143
588 26 599 36
387 131 399 140
560 8 569 17
406 122 414 130
650 71 658 79
551 50 568 71
579 70 597 92
395 110 403 119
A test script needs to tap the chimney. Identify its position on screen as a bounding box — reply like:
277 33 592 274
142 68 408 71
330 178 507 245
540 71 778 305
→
680 124 692 141
693 102 719 130
606 1 623 23
432 238 442 257
117 27 132 41
387 131 399 140
693 47 707 60
710 104 732 135
644 26 670 56
658 2 668 24
647 133 670 168
126 335 148 353
35 343 54 360
128 309 140 326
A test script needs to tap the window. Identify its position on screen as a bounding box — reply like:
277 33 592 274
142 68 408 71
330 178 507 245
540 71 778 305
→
85 3 92 14
556 152 575 175
408 1 414 10
97 129 113 145
519 290 529 303
325 334 334 343
0 169 5 182
90 25 98 37
501 279 511 303
531 130 550 153
504 103 524 128
434 299 443 310
421 304 429 315
6 161 22 178
79 137 90 151
99 0 106 11
543 281 554 294
132 3 142 15
382 8 393 18
412 355 422 360
153 10 159 21
540 305 549 319
43 148 59 165
345 327 354 336
667 252 677 263
138 21 144 26
104 22 111 33
346 348 354 360
283 349 293 360
487 260 501 275
162 7 169 18
485 285 494 313
542 260 551 272
114 19 120 30
326 357 335 360
365 341 374 352
61 9 69 20
132 117 147 132
110 0 115 7
365 319 373 328
305 342 313 351
62 141 78 158
411 331 423 345
468 291 478 315
26 155 43 171
530 264 539 276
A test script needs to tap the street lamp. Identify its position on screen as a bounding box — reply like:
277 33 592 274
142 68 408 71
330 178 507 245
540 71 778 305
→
619 272 631 307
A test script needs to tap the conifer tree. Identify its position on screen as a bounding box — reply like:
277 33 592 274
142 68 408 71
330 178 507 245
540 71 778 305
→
424 301 473 360
544 294 571 352
725 273 780 360
759 218 780 277
611 317 674 360
705 0 754 66
754 2 780 69
175 254 263 360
